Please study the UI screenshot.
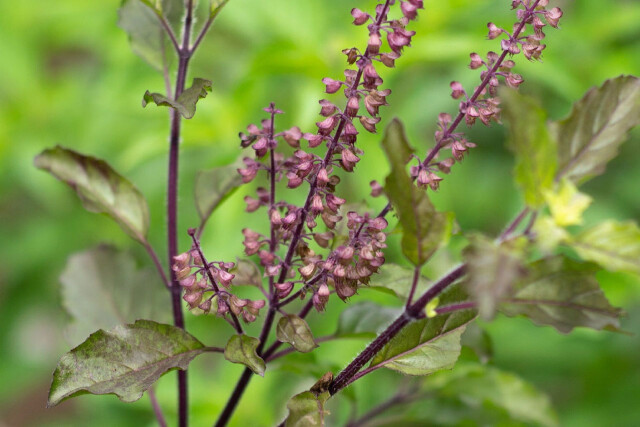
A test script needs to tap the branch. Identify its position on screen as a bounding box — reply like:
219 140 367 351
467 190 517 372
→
328 264 467 395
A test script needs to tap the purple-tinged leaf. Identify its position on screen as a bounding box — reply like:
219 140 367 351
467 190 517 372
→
224 334 265 376
370 284 475 376
282 390 330 427
143 78 212 119
60 246 170 346
463 234 527 320
48 320 205 407
552 76 640 184
277 314 318 353
382 119 454 266
500 256 624 333
195 159 244 227
335 302 401 339
501 87 557 207
34 146 150 244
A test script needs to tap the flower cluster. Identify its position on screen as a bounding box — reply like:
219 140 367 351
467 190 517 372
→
413 0 562 189
232 1 425 314
173 230 265 323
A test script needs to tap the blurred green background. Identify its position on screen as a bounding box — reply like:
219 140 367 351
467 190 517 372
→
1 0 639 426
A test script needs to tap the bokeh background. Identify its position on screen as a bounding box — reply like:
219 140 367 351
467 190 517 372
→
1 0 639 426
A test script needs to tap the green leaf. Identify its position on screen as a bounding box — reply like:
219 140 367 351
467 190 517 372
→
572 220 640 275
34 146 150 244
382 119 454 266
460 323 493 364
118 0 173 70
277 314 318 353
367 263 430 300
143 78 213 119
552 75 640 184
501 87 557 207
283 390 330 427
195 160 244 225
335 302 401 339
224 334 265 376
370 284 475 375
463 234 527 320
424 363 558 427
210 0 230 18
500 256 624 333
543 179 592 226
229 259 263 287
48 320 205 407
60 246 170 346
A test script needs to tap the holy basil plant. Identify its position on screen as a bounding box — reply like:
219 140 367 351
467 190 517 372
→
34 0 639 426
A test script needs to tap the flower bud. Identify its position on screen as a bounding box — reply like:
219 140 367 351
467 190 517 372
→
351 8 369 25
321 77 342 94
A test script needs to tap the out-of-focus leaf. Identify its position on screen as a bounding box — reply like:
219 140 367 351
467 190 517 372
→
370 284 475 375
552 75 640 184
34 146 150 244
543 179 592 227
501 87 557 207
195 159 243 227
283 390 330 427
60 246 170 346
463 234 526 320
118 0 172 70
224 334 265 376
382 119 454 266
277 314 317 353
229 259 263 287
48 320 205 407
142 78 212 119
368 263 430 300
210 0 230 18
334 302 401 339
423 363 558 427
533 215 570 253
572 220 640 275
460 323 493 364
500 256 624 333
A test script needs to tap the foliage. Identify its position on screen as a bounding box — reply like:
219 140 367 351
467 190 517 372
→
5 0 637 426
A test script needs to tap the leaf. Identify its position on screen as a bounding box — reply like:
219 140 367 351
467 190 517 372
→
60 246 170 346
501 87 557 207
283 390 330 427
460 323 493 364
543 179 592 226
572 220 640 275
195 159 244 225
143 78 213 119
463 234 527 320
500 256 624 333
224 334 265 376
367 263 430 300
552 75 640 184
277 314 318 353
118 0 174 70
370 284 476 375
382 119 454 266
229 259 263 287
335 302 401 339
34 146 150 244
48 320 205 407
210 0 230 18
424 363 558 427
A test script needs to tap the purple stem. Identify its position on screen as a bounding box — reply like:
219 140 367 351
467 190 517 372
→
214 4 394 426
405 265 421 309
328 264 466 395
167 1 196 426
